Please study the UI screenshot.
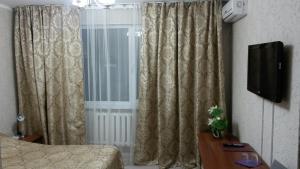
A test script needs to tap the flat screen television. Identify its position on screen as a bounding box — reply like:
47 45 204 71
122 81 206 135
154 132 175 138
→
247 41 284 103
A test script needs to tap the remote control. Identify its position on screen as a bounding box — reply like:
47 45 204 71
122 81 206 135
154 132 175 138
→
223 143 245 148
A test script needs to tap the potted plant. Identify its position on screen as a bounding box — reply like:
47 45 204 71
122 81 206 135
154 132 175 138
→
208 105 228 138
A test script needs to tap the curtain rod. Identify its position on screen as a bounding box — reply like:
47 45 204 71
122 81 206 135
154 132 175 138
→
121 0 228 4
80 0 228 9
84 0 228 7
144 0 228 3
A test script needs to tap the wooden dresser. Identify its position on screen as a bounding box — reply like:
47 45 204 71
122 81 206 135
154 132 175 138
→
198 132 270 169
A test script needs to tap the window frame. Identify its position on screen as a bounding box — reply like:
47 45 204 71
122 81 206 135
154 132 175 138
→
81 24 138 110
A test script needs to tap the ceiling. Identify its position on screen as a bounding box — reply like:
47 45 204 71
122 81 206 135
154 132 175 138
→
0 0 71 8
0 0 164 8
0 0 67 8
0 0 228 8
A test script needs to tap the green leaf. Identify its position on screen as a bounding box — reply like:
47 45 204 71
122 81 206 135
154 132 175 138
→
212 119 227 130
209 106 223 117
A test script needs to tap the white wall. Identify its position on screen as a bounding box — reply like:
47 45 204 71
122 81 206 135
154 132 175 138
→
0 4 17 136
232 0 300 168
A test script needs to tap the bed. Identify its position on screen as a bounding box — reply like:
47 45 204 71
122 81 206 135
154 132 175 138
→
0 133 123 169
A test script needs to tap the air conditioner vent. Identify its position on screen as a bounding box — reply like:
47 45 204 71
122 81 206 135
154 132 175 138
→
222 0 247 23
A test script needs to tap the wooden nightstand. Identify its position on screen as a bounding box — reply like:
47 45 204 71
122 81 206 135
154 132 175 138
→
198 132 269 169
19 134 43 143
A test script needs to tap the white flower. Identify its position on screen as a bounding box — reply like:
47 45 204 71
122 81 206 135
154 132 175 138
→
208 118 214 126
208 105 218 115
216 117 221 120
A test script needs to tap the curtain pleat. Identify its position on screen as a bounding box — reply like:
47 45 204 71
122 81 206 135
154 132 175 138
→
14 5 85 145
134 1 225 168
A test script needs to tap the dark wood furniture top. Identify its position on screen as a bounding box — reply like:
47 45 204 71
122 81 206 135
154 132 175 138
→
198 132 270 169
19 134 43 143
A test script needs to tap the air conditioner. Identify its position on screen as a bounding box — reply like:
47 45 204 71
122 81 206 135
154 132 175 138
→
222 0 247 23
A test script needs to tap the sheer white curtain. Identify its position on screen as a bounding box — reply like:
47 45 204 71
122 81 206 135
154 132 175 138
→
80 4 141 164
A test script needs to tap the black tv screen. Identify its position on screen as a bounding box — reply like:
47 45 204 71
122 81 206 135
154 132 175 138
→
247 41 284 103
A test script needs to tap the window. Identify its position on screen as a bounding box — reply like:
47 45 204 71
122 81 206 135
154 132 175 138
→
81 26 140 109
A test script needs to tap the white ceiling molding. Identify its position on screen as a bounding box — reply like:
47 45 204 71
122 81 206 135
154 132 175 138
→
0 3 12 10
0 0 216 8
0 0 72 8
0 0 157 8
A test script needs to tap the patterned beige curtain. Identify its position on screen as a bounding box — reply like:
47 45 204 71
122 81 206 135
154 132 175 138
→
14 6 85 145
135 1 225 168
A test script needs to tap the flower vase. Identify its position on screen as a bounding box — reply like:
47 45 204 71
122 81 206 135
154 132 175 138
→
212 129 223 138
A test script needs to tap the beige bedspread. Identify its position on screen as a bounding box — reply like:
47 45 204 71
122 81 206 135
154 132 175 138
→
0 134 123 169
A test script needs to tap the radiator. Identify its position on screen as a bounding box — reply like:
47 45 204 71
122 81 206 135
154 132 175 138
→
86 109 133 147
